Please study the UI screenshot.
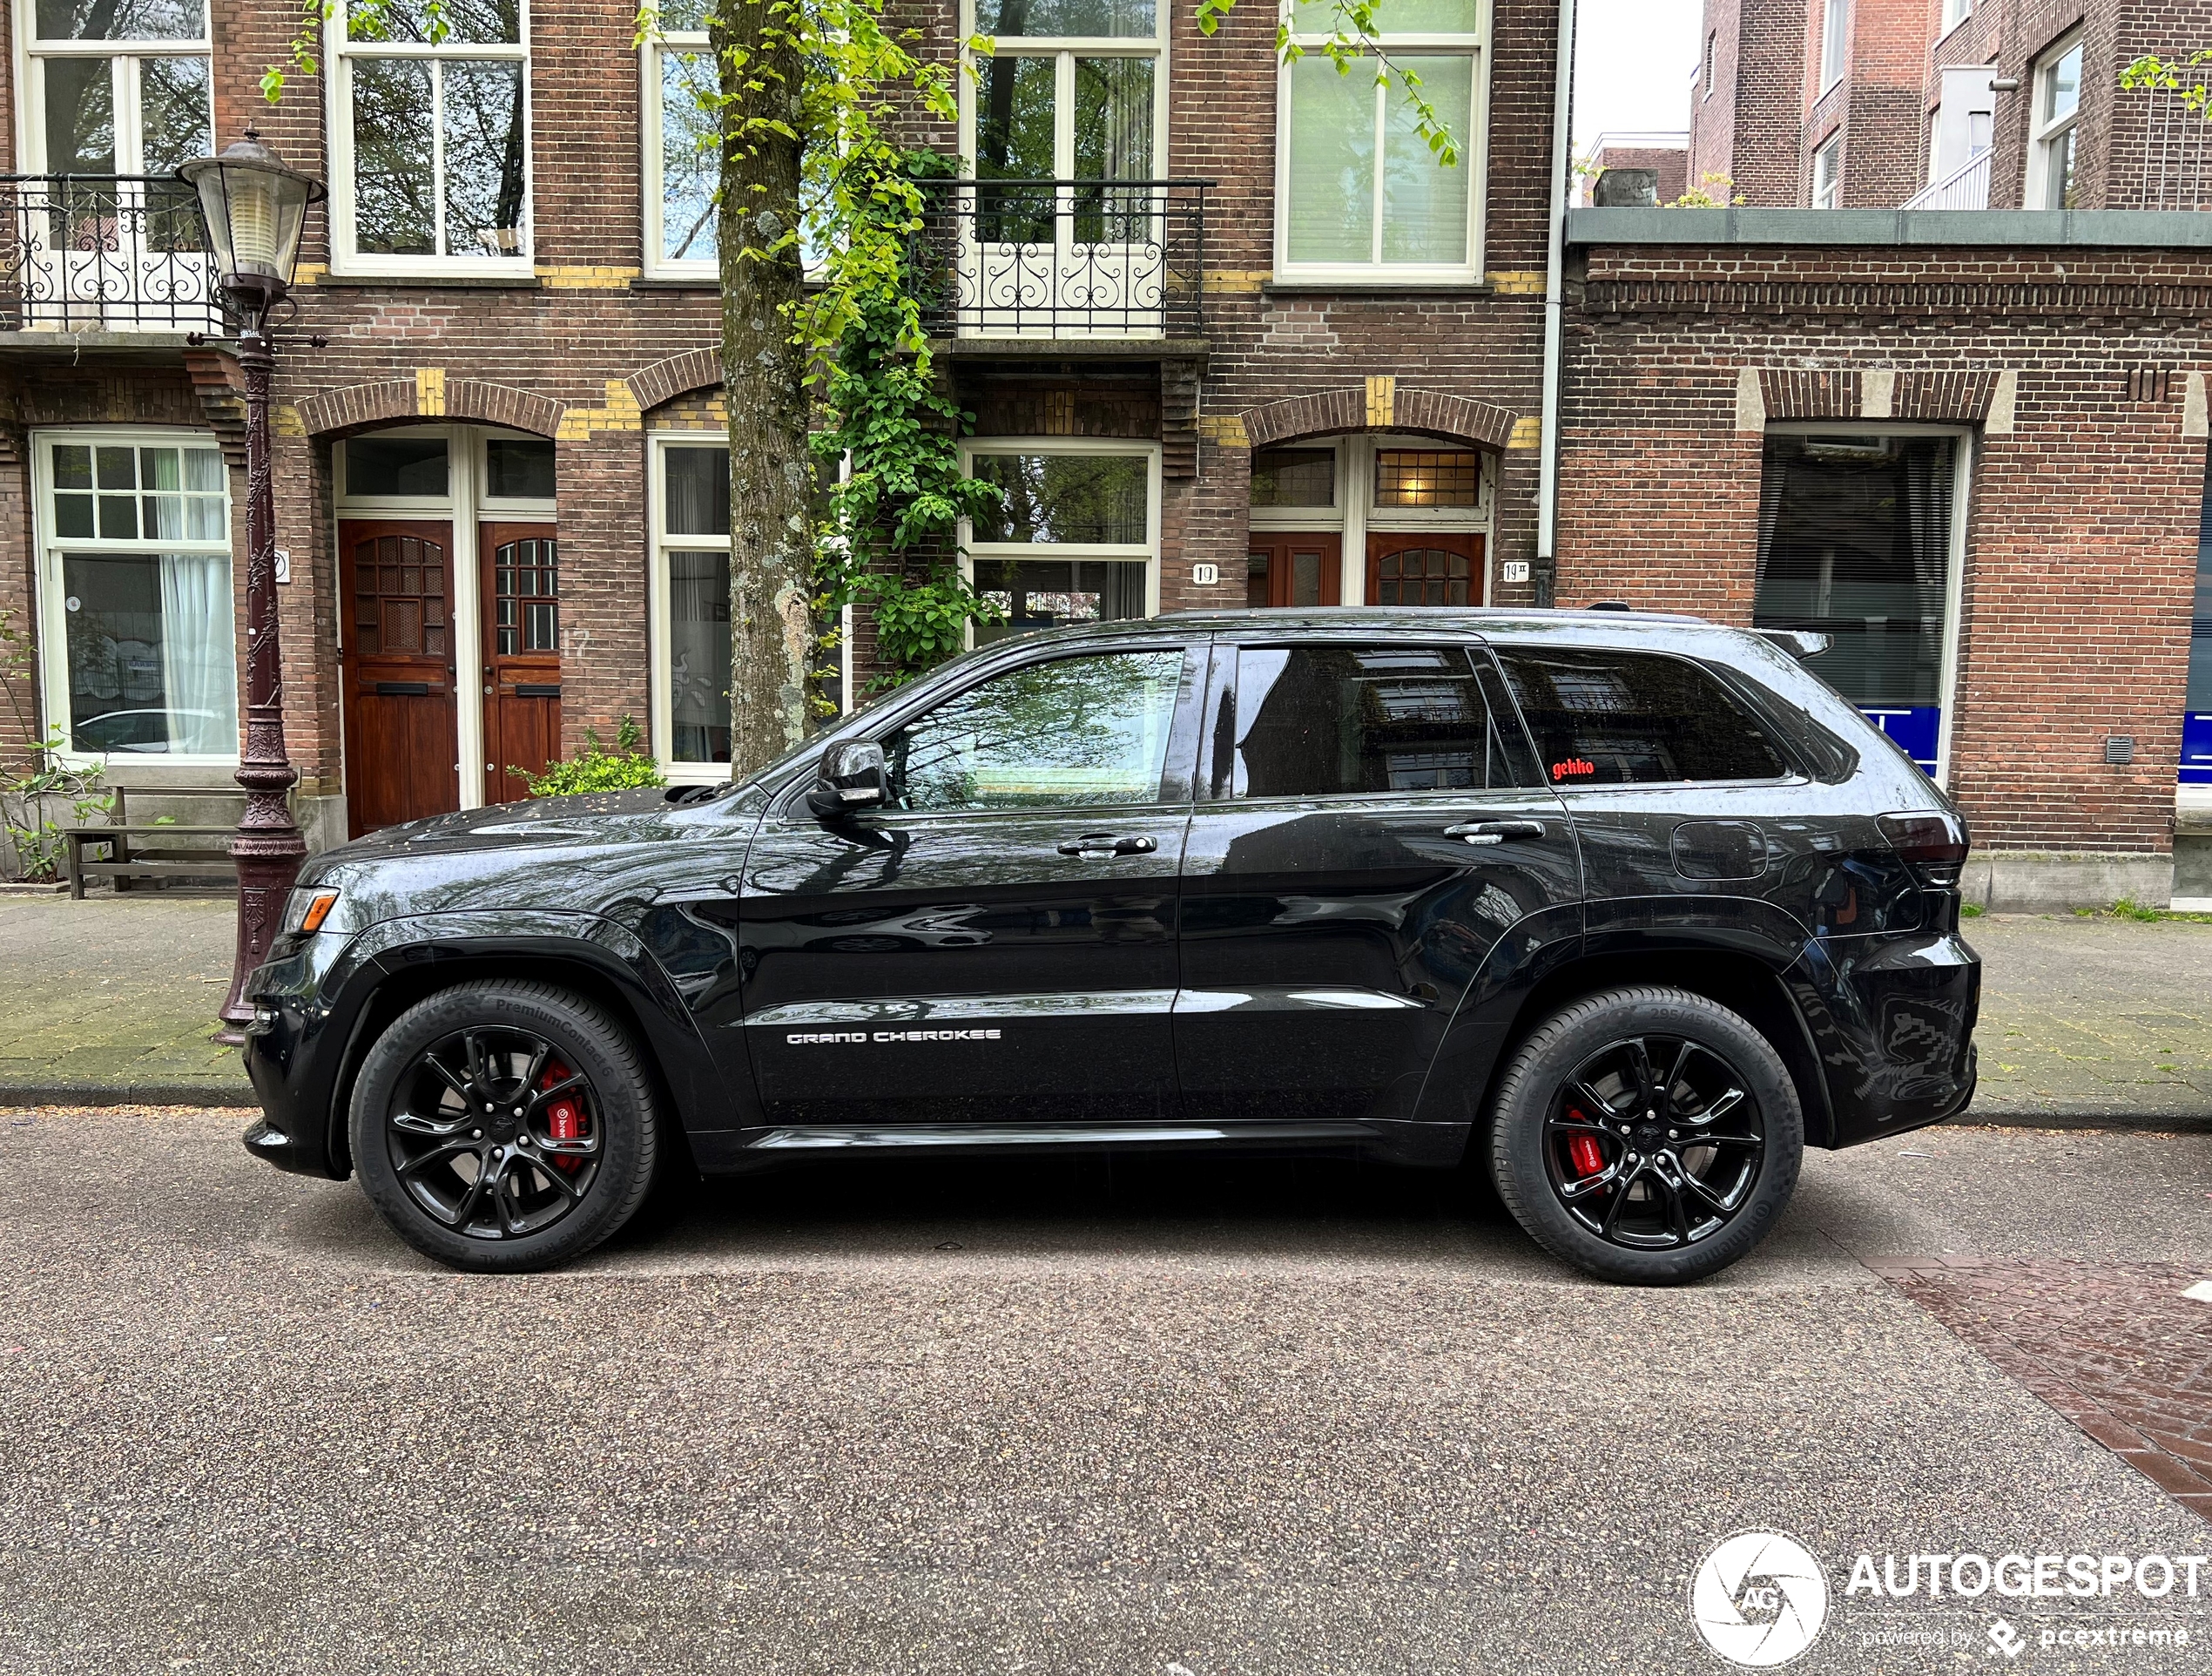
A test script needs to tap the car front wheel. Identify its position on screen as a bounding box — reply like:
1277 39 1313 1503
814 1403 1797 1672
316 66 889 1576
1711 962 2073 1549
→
1487 986 1803 1286
350 980 660 1272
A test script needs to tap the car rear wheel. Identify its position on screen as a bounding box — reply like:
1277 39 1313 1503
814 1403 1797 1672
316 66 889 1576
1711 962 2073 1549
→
350 980 659 1272
1487 987 1802 1286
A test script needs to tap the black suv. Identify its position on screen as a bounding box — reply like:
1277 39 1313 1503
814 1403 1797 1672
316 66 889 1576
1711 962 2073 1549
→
241 610 1979 1284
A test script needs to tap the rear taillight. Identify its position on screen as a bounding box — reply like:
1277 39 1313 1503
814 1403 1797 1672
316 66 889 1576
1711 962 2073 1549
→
1878 811 1969 887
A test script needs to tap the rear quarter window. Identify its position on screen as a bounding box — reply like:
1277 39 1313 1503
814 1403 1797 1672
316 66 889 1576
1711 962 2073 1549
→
1496 647 1793 787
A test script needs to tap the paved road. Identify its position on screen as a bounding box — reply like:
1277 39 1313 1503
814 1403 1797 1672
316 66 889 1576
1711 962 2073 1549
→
2 1108 2208 1673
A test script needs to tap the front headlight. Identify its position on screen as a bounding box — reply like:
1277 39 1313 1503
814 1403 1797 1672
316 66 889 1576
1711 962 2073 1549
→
280 884 352 936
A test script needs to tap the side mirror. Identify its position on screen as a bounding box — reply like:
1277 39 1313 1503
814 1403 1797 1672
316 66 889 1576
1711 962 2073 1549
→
806 740 889 820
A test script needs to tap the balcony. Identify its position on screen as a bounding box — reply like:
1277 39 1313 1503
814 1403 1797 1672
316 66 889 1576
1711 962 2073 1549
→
912 179 1211 342
3 175 226 335
1901 151 1992 212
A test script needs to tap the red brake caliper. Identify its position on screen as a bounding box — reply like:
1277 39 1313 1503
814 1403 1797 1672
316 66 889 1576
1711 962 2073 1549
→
1565 1108 1607 1179
541 1059 583 1172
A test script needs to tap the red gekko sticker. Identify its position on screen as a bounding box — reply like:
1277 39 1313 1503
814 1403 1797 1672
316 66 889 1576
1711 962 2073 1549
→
1551 757 1596 780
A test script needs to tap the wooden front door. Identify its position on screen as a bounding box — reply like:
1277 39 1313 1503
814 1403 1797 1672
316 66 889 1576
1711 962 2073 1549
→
341 521 461 837
1366 532 1487 607
1246 533 1343 608
480 522 562 804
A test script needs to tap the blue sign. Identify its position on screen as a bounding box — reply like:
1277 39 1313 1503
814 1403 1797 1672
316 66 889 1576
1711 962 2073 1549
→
1860 706 1941 777
2183 713 2212 786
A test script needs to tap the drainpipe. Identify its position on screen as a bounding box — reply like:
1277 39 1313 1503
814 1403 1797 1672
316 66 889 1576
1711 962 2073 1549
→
1534 0 1577 607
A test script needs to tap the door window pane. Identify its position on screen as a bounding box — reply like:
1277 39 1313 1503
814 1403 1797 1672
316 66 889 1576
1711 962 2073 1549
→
973 558 1148 641
977 56 1057 182
975 0 1156 36
356 0 520 44
886 650 1184 812
1374 547 1472 605
1497 649 1790 786
485 436 555 499
1251 449 1336 507
1375 449 1480 508
1074 57 1152 180
138 55 212 174
969 454 1149 544
346 436 450 497
62 551 236 754
669 551 731 764
2185 486 2212 786
1231 645 1537 797
659 49 719 263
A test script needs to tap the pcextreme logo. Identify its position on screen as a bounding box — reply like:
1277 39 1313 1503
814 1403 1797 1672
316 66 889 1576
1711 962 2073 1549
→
1690 1529 1831 1668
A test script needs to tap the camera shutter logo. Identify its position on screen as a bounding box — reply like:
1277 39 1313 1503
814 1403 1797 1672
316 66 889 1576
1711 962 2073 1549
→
1689 1530 1831 1668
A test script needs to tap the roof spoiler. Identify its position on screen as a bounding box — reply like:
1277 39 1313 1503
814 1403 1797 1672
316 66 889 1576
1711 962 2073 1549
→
1756 628 1832 661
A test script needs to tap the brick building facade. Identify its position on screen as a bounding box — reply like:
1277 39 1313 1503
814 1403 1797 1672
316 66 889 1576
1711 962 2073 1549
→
4 0 2212 908
1691 0 2212 213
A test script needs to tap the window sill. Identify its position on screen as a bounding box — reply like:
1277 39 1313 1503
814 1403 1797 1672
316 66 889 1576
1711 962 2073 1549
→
317 270 543 289
1263 278 1495 298
631 275 721 290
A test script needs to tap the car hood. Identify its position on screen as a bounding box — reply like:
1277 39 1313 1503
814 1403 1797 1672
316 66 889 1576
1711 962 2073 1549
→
336 785 697 862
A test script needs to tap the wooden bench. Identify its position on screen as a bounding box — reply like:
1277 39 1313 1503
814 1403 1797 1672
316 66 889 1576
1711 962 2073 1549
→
61 784 249 899
63 823 239 898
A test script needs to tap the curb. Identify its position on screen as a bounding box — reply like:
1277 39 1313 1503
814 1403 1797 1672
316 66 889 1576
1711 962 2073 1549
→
1951 1108 2212 1135
0 1084 256 1110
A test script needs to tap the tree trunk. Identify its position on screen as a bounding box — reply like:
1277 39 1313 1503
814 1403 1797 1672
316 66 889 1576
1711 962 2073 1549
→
714 0 813 774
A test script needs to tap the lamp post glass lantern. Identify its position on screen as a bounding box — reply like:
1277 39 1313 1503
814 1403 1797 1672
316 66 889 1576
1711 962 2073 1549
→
180 129 325 1043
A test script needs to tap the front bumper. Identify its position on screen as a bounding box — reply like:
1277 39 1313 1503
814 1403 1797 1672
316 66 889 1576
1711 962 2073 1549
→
238 935 354 1179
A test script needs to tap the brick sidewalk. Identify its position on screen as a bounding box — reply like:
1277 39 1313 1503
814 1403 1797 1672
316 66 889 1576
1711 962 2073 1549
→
1872 1258 2212 1523
0 892 249 1103
3 897 2211 1118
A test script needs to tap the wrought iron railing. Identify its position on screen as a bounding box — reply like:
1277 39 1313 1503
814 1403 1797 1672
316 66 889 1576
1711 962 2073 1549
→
1901 149 1992 212
2 174 225 333
912 179 1211 339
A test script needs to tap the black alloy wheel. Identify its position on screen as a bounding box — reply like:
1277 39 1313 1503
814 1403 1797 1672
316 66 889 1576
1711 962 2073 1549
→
385 1024 603 1240
351 980 660 1272
1488 987 1804 1285
1542 1035 1764 1250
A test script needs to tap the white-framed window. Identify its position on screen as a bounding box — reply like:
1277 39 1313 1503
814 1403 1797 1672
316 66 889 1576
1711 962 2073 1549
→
1703 31 1716 100
22 0 212 176
1819 0 1849 94
640 0 717 277
1275 0 1489 281
2028 31 2083 211
1941 0 1973 35
327 0 532 273
1244 434 1494 607
648 434 734 778
961 0 1167 192
1811 132 1842 208
32 429 236 762
959 441 1161 645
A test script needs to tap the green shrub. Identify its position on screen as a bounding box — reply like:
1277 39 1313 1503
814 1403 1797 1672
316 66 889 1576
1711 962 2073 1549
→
512 716 664 797
1959 902 1984 918
2111 896 2164 922
3 727 114 882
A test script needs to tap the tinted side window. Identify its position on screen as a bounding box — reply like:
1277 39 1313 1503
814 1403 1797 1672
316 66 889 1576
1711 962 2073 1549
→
1496 648 1791 786
1230 645 1541 798
884 649 1185 813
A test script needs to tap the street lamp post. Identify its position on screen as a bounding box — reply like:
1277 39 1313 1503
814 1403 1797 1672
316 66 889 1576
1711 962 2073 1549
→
181 129 325 1044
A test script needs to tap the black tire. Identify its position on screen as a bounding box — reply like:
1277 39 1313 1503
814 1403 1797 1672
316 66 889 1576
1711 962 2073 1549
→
1487 986 1802 1286
350 980 660 1272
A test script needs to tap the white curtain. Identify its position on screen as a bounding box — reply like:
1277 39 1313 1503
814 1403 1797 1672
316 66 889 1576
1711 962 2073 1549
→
158 551 237 756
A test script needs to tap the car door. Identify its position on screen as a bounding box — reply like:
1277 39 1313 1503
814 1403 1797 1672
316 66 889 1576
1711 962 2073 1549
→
1177 634 1581 1125
735 639 1205 1128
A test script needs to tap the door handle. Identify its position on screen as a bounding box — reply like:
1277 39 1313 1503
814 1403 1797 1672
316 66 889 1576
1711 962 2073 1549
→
1056 833 1158 857
1443 819 1545 848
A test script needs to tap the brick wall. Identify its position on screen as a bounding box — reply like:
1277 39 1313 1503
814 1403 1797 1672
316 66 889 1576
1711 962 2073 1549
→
1560 241 2209 855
